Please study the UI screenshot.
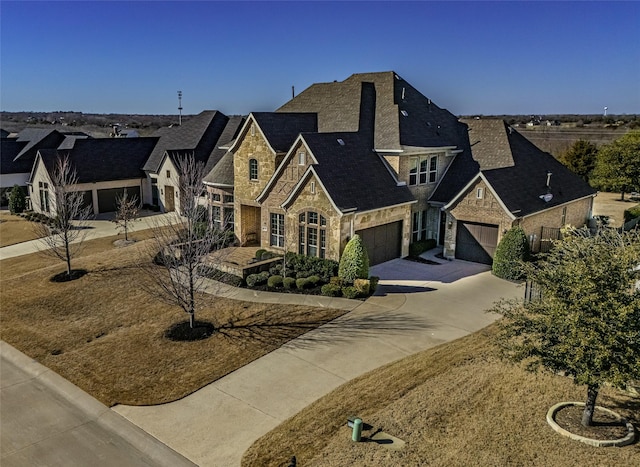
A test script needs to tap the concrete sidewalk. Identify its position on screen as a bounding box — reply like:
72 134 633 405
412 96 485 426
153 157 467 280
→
114 255 521 466
0 211 174 260
0 341 196 467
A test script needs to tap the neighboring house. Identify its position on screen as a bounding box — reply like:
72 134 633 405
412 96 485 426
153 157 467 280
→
143 110 240 214
0 139 29 205
204 71 596 265
29 137 158 216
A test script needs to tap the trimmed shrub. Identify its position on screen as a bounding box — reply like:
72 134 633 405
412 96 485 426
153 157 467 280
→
353 278 370 296
492 226 530 280
284 252 338 282
341 286 360 299
296 278 310 290
269 263 283 276
369 276 380 294
267 275 283 288
307 275 320 286
338 234 369 284
246 274 260 287
409 239 437 257
283 277 296 289
329 276 343 287
623 204 640 222
257 271 269 283
8 185 26 214
321 283 342 297
255 249 267 261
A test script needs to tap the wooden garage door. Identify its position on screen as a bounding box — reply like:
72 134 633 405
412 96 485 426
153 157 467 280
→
97 187 141 213
455 222 498 265
356 221 402 266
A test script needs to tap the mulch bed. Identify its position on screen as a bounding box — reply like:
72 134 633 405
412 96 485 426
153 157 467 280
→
50 269 88 282
553 405 631 440
165 320 215 341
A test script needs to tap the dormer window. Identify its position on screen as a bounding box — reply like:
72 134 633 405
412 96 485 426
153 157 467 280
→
298 151 306 165
249 158 258 180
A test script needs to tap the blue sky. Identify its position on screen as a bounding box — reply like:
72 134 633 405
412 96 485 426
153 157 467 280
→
1 1 639 116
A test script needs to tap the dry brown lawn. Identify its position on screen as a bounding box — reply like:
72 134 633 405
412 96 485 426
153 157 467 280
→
593 191 639 227
0 210 42 247
0 234 346 407
243 325 639 466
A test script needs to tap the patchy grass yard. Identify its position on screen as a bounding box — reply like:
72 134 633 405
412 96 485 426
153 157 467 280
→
0 234 346 407
0 210 42 247
243 325 639 466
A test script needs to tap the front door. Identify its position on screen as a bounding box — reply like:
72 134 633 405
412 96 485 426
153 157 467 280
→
164 185 175 212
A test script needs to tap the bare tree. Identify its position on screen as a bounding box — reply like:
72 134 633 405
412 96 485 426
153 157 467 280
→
140 154 231 329
112 188 140 241
35 155 93 280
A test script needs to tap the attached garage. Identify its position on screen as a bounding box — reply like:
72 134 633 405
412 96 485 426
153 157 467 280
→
356 221 402 266
97 186 141 213
455 221 498 265
78 190 93 215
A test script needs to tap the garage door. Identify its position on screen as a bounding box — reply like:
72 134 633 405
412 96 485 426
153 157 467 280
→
455 222 498 265
97 187 141 213
78 190 93 215
356 221 402 266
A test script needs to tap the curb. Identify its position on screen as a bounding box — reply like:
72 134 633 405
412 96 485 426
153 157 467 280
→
546 401 637 447
0 341 197 466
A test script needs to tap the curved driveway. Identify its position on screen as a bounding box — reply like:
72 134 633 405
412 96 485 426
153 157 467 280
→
114 253 521 466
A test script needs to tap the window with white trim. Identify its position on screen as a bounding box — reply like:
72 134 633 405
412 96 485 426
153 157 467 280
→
39 181 50 212
298 211 326 258
409 155 438 185
412 210 428 242
249 158 258 180
270 213 285 247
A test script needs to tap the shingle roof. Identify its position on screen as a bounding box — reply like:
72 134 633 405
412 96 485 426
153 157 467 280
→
1 140 30 174
203 150 234 187
433 119 596 217
41 137 158 184
143 111 229 173
203 116 245 175
14 128 65 160
300 132 414 212
251 113 317 153
278 71 463 150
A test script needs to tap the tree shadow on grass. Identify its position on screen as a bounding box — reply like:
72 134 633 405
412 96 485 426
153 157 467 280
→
215 309 431 350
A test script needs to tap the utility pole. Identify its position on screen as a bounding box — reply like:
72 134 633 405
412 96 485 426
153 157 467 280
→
178 91 183 126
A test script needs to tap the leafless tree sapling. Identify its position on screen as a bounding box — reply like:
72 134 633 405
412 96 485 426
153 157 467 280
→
112 188 140 241
141 154 231 329
34 155 93 280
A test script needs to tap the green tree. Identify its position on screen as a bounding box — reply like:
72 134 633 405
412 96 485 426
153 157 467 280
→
592 130 640 199
492 228 640 427
338 234 369 283
492 226 530 280
8 185 26 214
560 140 598 184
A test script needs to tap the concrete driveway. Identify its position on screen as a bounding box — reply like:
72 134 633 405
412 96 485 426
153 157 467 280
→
0 341 195 467
113 254 522 466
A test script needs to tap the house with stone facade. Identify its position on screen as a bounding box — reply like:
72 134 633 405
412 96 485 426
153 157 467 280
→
203 71 596 265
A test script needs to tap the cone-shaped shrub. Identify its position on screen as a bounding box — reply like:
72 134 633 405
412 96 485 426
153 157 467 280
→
492 226 530 280
338 234 370 284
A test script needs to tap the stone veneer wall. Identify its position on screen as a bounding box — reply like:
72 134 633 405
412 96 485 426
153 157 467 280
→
444 179 515 259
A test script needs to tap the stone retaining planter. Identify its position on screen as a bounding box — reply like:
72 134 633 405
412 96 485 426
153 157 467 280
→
546 401 636 447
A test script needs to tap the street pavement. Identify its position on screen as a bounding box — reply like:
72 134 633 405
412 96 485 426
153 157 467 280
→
0 341 196 467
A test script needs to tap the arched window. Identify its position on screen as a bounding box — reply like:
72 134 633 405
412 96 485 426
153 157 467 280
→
299 211 327 258
249 158 258 180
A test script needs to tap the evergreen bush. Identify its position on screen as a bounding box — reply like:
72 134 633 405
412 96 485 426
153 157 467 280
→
296 277 309 289
338 234 369 284
353 278 370 296
267 275 283 288
283 277 296 289
255 249 267 261
8 185 26 214
341 286 360 299
321 283 342 297
492 226 530 280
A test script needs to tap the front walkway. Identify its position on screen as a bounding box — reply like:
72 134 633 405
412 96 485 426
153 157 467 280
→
113 254 521 466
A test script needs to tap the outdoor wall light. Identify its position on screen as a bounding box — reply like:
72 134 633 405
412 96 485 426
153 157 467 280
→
448 221 453 229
